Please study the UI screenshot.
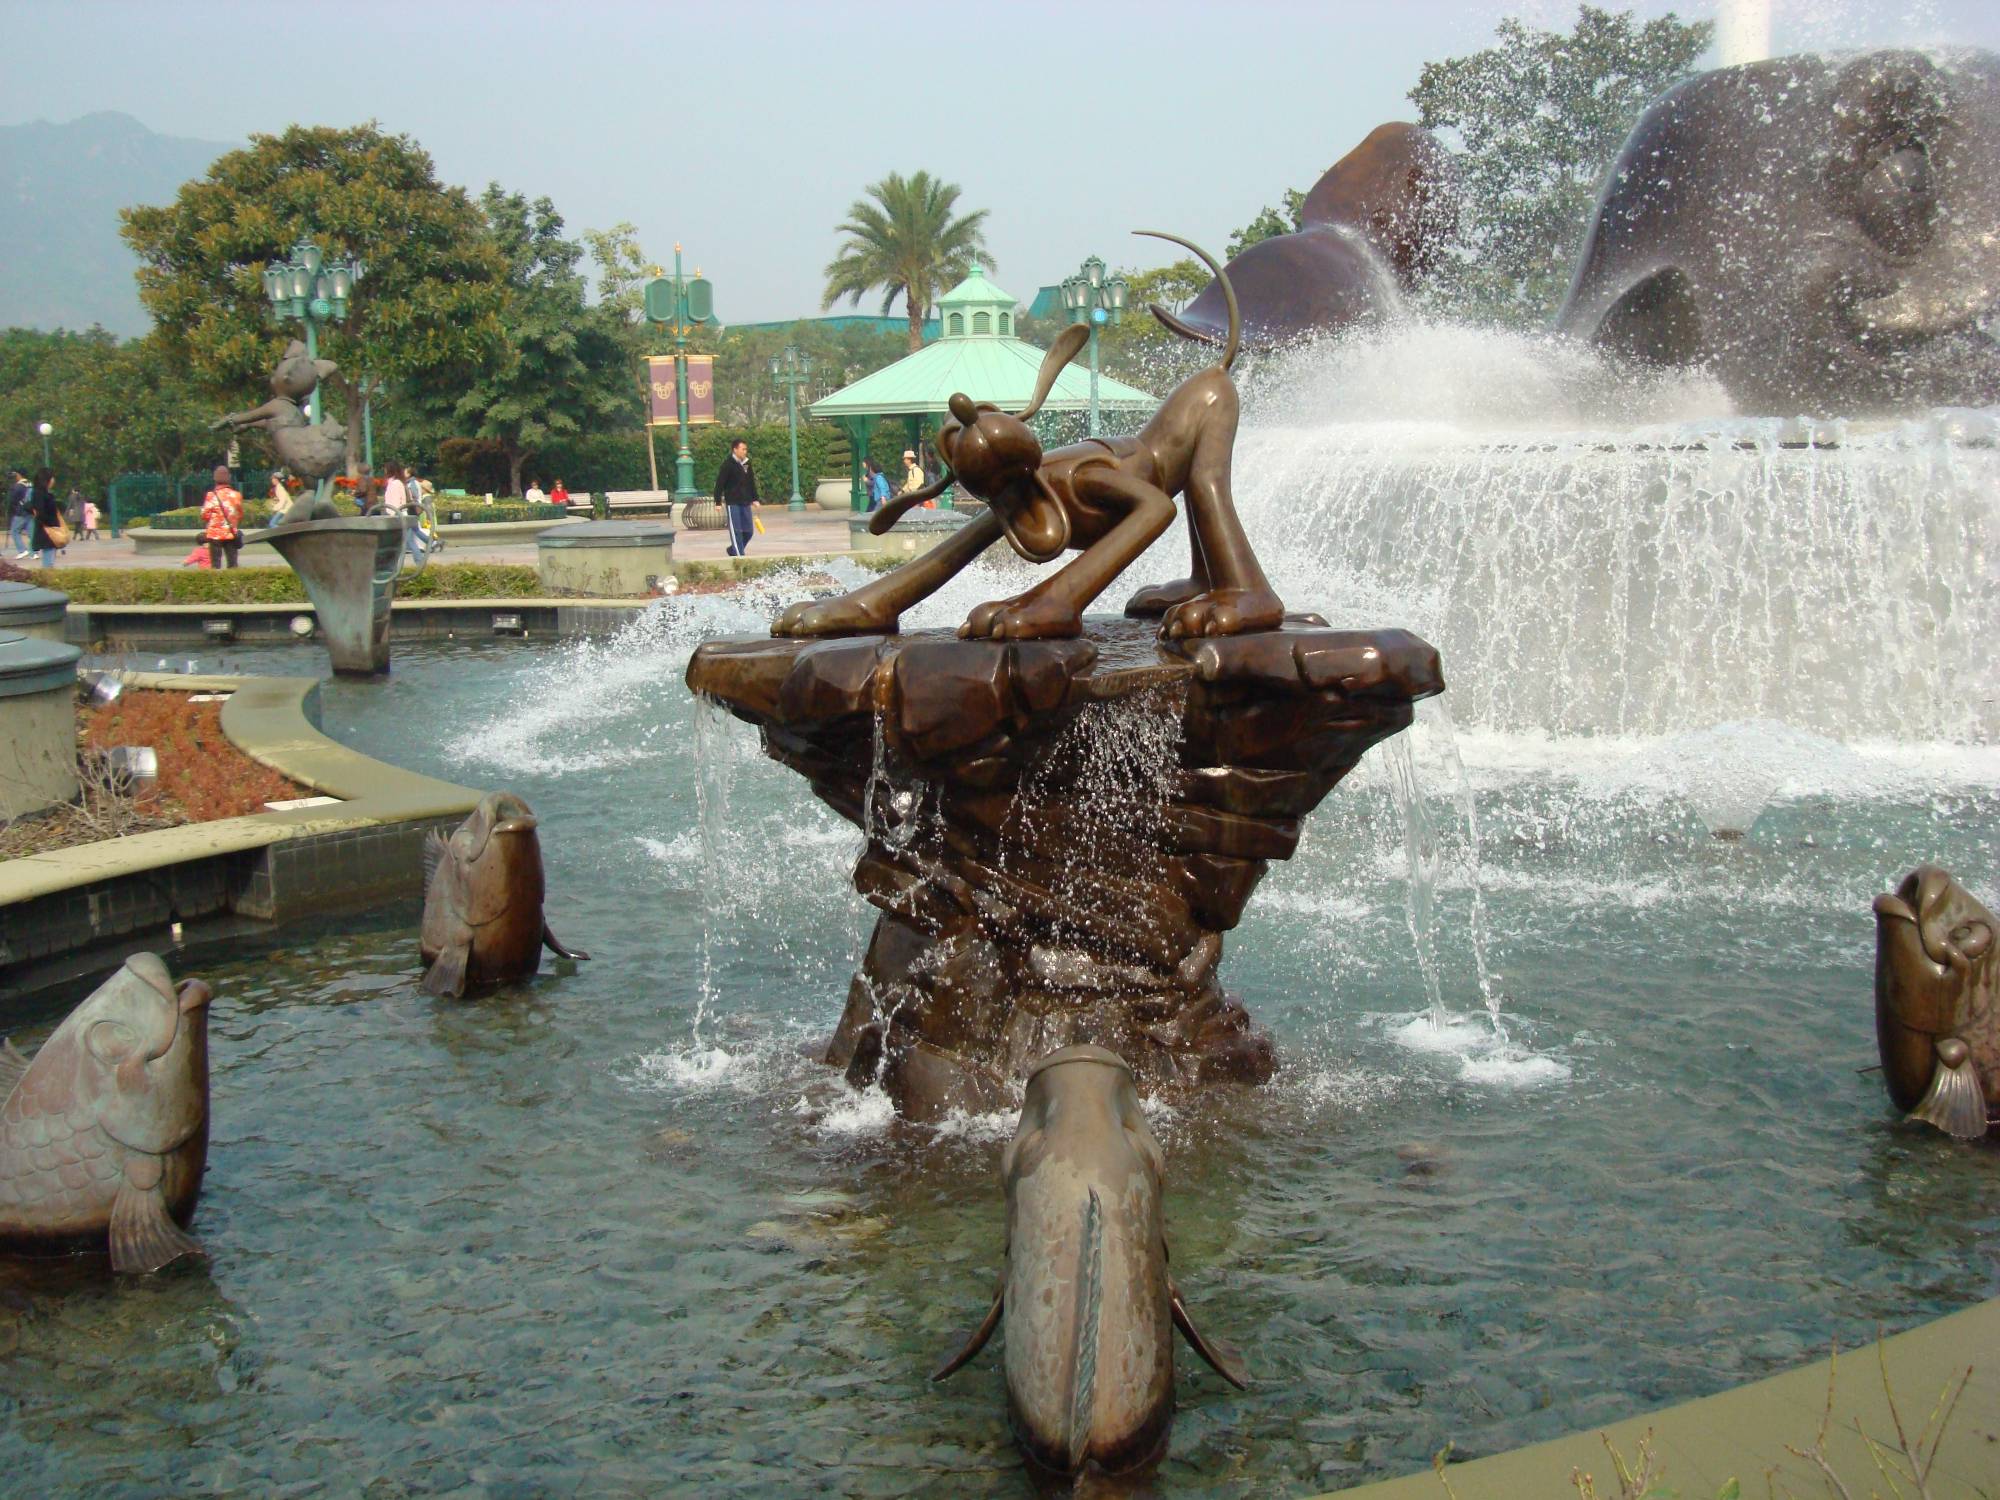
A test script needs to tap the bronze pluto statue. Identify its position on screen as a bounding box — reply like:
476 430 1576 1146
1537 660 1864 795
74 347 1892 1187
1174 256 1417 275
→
420 792 590 998
774 232 1284 644
1874 866 1998 1139
212 339 348 521
0 954 212 1273
933 1045 1247 1480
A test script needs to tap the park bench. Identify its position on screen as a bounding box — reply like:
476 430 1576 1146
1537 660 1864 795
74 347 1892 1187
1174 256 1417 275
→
603 489 676 517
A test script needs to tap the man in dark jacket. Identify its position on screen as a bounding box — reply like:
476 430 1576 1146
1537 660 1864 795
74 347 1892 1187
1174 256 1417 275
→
7 470 31 557
714 438 760 556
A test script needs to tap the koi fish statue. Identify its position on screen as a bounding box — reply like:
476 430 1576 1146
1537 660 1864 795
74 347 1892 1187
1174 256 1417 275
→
932 1045 1248 1479
1874 866 1998 1139
420 792 589 997
0 954 212 1273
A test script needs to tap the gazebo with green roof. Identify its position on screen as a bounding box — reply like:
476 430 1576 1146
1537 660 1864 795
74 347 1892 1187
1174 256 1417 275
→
810 266 1156 509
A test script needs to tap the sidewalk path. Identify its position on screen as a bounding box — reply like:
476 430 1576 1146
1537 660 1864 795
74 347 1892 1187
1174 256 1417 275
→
40 506 863 572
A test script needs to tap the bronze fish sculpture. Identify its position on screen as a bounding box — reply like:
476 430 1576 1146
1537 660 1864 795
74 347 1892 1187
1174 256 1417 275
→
420 792 589 997
0 953 212 1273
1874 866 1998 1139
933 1045 1247 1479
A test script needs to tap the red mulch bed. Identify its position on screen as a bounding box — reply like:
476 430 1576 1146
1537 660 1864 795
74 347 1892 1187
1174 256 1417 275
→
82 691 305 821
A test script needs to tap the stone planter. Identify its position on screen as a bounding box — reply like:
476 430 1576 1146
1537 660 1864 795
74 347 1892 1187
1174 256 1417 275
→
681 501 726 531
245 516 409 676
537 520 675 598
0 581 69 642
0 629 81 818
815 478 854 513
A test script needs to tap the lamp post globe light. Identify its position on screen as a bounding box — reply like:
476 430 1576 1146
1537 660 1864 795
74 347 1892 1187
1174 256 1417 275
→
261 238 362 428
643 245 717 502
36 422 52 468
1061 255 1128 437
770 344 812 511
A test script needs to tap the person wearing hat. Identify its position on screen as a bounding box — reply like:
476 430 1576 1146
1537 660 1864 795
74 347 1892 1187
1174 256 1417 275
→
202 464 245 569
900 449 925 496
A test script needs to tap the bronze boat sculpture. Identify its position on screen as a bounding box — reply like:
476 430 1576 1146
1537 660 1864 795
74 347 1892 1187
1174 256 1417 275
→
1874 866 1998 1139
932 1045 1247 1479
0 954 212 1273
420 792 590 998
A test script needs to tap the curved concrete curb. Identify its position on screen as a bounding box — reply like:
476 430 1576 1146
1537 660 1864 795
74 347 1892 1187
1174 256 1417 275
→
0 673 480 994
127 516 583 555
1325 1297 1996 1498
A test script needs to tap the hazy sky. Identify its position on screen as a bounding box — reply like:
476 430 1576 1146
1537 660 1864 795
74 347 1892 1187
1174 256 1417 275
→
7 0 1999 323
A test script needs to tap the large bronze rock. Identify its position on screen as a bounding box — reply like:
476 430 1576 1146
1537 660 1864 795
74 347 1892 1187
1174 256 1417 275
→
688 616 1442 1121
1557 49 2000 413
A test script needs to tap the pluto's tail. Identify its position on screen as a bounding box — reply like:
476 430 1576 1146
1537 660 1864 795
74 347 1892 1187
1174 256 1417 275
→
1135 230 1241 372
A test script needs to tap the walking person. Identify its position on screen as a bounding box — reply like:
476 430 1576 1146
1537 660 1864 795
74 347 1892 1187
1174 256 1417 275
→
81 497 100 542
202 465 245 569
865 457 892 512
900 449 925 495
381 463 409 516
7 470 32 557
29 469 65 569
714 437 760 556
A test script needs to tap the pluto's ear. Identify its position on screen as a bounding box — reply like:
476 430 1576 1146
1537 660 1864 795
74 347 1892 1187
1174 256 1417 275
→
995 471 1072 564
1018 325 1089 420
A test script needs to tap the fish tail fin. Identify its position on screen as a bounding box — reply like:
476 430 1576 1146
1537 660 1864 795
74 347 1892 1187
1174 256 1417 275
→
1908 1044 1988 1139
423 939 471 998
108 1177 203 1274
1065 1188 1104 1473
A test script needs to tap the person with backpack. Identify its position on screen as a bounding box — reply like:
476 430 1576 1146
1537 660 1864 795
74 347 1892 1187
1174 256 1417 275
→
202 465 245 569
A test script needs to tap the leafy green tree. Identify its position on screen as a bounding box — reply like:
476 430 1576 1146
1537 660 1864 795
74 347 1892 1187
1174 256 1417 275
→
1410 5 1712 323
429 187 640 496
120 123 510 477
0 327 211 498
1226 190 1312 259
823 171 990 351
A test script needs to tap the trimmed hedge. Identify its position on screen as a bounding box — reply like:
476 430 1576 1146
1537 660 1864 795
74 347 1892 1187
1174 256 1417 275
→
52 564 546 605
131 500 569 530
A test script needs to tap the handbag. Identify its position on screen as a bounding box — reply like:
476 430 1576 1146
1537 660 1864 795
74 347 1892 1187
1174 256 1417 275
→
44 515 71 547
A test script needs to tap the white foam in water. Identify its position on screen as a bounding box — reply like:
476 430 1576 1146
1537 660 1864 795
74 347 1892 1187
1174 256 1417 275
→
798 1085 898 1140
1384 1012 1573 1089
622 1045 763 1094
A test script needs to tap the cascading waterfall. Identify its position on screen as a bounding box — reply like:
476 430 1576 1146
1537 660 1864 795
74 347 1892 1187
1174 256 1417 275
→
1234 328 2000 743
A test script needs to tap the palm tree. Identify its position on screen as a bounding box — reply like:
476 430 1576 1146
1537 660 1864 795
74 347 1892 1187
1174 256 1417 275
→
823 171 990 352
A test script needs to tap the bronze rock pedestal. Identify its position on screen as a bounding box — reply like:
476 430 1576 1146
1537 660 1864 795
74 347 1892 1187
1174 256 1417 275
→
687 616 1442 1122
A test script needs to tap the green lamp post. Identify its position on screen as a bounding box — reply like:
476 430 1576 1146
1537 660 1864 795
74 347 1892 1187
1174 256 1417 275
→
1060 255 1129 437
770 344 811 512
36 422 51 468
644 245 716 501
261 239 362 427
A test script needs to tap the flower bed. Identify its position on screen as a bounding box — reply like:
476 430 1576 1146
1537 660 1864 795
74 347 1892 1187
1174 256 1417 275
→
127 501 568 530
0 691 308 859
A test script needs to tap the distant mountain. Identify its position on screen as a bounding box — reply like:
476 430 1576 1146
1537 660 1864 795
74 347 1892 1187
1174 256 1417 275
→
0 112 233 337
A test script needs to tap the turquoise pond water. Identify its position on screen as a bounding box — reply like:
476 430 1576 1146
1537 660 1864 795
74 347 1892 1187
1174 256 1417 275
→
6 569 1998 1497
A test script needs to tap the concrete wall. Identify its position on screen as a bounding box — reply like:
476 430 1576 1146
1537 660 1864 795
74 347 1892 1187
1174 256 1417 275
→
0 683 79 819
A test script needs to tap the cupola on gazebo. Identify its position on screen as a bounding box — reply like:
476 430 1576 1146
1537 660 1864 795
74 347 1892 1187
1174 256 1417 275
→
810 266 1156 509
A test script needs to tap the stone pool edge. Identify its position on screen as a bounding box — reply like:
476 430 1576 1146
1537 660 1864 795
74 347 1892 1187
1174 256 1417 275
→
0 672 480 1001
1322 1295 1997 1498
